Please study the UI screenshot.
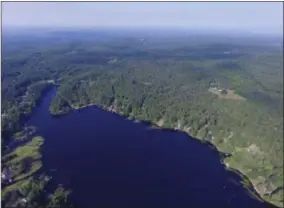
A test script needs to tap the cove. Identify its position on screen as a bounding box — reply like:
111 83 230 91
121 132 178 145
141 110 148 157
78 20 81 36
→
27 87 276 208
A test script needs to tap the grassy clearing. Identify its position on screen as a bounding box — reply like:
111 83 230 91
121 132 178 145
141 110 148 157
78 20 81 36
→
2 178 32 199
6 136 44 165
2 136 44 199
14 161 42 181
2 136 45 206
2 174 50 206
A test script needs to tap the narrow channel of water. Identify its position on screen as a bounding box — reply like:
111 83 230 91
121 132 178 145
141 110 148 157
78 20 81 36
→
27 87 276 208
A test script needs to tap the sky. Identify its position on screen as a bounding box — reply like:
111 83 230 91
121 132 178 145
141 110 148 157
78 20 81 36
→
2 2 283 34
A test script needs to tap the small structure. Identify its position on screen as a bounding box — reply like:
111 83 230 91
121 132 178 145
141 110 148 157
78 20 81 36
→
20 198 28 204
2 167 12 184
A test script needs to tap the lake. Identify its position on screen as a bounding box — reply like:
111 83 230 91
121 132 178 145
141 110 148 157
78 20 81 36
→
27 87 275 208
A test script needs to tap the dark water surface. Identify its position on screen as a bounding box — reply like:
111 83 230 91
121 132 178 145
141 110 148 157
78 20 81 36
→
27 88 275 208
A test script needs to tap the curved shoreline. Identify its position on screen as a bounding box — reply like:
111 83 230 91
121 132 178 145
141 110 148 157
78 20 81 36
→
51 102 279 207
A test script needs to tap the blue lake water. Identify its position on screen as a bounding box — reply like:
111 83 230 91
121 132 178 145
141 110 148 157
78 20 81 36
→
27 87 276 208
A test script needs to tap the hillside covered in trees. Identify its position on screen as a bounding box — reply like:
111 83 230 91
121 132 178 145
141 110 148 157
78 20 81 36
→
2 29 283 207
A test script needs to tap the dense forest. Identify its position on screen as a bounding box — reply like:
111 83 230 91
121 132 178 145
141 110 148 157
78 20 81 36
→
1 29 283 207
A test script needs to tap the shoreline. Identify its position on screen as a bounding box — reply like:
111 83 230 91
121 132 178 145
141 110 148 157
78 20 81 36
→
52 102 279 207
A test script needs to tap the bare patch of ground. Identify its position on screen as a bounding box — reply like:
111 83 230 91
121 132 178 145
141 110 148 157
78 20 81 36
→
251 176 278 198
183 126 191 133
208 88 246 101
234 143 262 156
246 144 261 155
143 82 152 86
156 119 164 127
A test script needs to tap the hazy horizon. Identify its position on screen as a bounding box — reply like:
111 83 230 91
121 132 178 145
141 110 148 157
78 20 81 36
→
2 2 283 35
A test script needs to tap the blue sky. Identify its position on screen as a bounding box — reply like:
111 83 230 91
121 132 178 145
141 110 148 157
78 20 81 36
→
2 2 283 34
